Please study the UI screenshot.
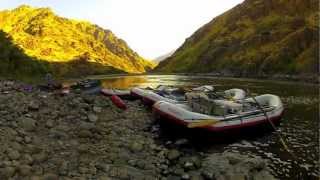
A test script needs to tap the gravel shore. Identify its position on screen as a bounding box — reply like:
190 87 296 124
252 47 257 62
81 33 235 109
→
0 80 276 180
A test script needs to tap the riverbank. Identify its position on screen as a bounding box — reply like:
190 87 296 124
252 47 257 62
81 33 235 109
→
0 80 276 179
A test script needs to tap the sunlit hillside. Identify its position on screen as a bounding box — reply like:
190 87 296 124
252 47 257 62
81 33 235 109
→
0 5 155 75
155 0 319 77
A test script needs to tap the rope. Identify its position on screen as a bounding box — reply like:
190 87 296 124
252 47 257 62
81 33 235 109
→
248 89 297 159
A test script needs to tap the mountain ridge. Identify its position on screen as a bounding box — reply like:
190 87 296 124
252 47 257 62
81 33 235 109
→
0 5 155 77
155 0 319 77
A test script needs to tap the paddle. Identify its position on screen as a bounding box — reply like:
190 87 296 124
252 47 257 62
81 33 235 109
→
187 119 220 128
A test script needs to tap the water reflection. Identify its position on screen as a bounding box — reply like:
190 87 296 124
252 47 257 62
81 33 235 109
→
99 75 199 89
101 76 148 89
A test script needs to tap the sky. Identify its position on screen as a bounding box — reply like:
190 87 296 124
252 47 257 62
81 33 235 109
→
0 0 244 59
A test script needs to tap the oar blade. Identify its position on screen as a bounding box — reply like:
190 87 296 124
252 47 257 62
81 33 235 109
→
187 119 219 128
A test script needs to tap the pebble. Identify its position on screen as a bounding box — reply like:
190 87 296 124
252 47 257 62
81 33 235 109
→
18 165 32 176
45 121 54 128
19 117 36 131
88 114 98 122
0 166 16 178
93 106 102 113
175 139 189 146
8 150 21 160
0 80 280 179
167 150 181 160
42 173 59 180
130 142 144 152
33 152 48 163
181 173 190 179
28 101 40 111
78 130 92 138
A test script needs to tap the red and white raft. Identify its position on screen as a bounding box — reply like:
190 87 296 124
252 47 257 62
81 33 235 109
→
131 85 216 105
143 88 246 106
152 94 284 132
130 87 149 99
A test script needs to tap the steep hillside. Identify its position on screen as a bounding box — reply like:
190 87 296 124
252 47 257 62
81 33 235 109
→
155 0 319 77
0 5 155 76
0 30 124 81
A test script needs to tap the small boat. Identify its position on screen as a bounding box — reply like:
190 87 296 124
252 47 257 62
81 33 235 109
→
142 88 246 106
152 94 284 133
83 86 102 95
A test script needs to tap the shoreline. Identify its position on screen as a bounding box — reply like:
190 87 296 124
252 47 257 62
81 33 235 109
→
0 79 278 179
86 73 319 86
1 72 318 86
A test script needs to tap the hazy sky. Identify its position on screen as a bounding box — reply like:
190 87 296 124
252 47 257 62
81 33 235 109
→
0 0 244 59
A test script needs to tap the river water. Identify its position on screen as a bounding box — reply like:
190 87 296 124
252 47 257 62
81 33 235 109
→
90 74 319 179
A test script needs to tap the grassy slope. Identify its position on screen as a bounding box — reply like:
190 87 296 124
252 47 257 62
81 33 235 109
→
0 5 155 76
155 0 319 77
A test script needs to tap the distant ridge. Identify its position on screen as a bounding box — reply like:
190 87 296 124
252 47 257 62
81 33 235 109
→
154 50 175 63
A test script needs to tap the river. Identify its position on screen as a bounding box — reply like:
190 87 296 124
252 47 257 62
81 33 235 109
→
89 74 319 179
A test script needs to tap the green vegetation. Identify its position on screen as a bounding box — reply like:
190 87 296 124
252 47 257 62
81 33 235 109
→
0 5 155 80
155 0 319 77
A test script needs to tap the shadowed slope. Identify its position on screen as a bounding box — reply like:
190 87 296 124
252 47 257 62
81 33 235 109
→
0 30 126 81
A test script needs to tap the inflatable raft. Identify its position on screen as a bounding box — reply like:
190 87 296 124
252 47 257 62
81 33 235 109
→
143 88 246 106
131 85 215 104
101 89 132 99
153 94 284 133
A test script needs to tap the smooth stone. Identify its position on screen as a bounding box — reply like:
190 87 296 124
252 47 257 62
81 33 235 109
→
42 173 59 180
45 121 54 128
33 152 48 163
19 117 36 131
129 142 143 152
167 150 181 160
0 167 16 178
175 139 189 146
182 173 190 180
78 130 92 138
77 144 89 153
79 122 95 130
18 165 32 176
28 101 40 111
93 106 102 113
22 154 34 165
88 114 98 122
8 150 21 160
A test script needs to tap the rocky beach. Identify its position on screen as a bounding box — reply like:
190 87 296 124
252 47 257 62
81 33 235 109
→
0 80 280 179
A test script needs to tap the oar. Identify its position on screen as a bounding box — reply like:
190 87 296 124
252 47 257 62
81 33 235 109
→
247 89 296 159
187 119 220 128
